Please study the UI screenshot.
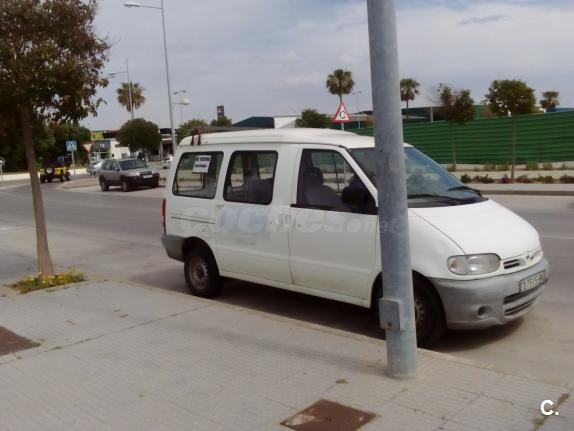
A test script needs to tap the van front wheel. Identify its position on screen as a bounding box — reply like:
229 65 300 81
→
413 279 446 347
184 248 221 298
374 277 446 348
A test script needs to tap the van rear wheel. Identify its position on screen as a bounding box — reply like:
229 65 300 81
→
184 247 221 298
374 276 446 348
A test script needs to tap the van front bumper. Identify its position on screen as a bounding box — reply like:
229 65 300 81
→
430 258 549 330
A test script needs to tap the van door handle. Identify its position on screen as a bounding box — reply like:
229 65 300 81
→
276 214 291 227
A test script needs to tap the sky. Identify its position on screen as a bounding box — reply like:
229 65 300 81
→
83 0 574 131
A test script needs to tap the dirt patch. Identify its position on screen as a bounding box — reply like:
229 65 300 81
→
0 326 39 356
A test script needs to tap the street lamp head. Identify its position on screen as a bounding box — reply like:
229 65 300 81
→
124 1 141 7
181 98 191 105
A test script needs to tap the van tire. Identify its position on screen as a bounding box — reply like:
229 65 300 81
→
374 276 446 348
99 178 109 191
412 278 446 347
184 247 221 298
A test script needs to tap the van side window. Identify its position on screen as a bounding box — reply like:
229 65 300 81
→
173 152 223 199
224 151 278 205
296 149 376 214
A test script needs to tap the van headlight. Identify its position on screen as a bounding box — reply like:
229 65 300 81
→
447 254 500 275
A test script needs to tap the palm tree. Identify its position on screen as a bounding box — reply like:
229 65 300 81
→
116 82 145 114
400 78 420 120
326 69 355 103
540 91 559 111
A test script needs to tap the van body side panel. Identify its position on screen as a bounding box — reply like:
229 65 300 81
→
166 149 228 261
214 144 296 283
289 147 377 300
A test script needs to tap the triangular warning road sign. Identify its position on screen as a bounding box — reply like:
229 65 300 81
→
332 101 352 123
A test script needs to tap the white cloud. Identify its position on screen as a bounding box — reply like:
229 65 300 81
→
280 72 325 89
82 0 574 130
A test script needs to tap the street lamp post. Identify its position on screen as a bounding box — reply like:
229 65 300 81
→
352 90 363 128
124 0 177 156
367 0 418 378
109 59 134 121
173 90 191 125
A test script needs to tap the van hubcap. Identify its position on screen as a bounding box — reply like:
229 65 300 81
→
189 257 209 289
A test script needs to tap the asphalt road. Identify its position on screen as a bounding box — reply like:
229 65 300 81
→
1 178 573 386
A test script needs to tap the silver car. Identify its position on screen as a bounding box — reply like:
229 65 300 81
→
99 158 160 192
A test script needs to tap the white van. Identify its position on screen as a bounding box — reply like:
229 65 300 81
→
161 129 549 346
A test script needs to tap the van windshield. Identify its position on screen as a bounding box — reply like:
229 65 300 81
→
349 147 485 207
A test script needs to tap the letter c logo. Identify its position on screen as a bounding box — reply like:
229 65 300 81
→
541 400 558 416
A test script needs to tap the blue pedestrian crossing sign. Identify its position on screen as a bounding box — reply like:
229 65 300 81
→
66 140 77 152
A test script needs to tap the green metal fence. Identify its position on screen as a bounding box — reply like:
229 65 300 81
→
353 111 574 164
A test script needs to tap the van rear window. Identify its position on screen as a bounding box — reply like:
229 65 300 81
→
224 151 277 205
173 152 223 199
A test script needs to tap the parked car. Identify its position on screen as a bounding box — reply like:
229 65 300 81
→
39 160 70 183
161 129 549 346
161 156 173 169
99 158 160 192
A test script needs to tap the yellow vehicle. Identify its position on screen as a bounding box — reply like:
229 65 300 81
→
39 160 71 183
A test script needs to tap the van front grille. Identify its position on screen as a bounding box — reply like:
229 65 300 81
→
503 259 521 270
503 286 542 304
504 297 537 316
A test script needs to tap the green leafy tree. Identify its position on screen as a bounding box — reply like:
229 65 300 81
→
400 78 420 120
176 118 208 143
0 0 109 277
117 119 162 157
50 123 91 163
295 109 332 128
210 116 232 127
0 114 56 172
326 69 355 103
485 79 536 182
116 82 145 113
540 91 559 111
436 84 475 171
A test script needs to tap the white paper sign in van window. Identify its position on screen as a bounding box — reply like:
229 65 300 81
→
192 155 211 173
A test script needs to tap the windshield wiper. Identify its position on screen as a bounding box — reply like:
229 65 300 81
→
447 185 482 196
408 193 476 202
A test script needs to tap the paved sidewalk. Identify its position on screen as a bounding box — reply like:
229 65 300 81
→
0 168 88 182
0 280 572 431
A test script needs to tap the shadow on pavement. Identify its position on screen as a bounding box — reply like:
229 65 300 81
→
135 268 523 353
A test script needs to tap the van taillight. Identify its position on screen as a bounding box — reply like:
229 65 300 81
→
161 198 166 234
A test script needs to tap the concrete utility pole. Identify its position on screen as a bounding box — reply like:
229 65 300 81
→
366 0 418 378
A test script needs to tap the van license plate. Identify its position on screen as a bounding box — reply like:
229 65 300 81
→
142 174 152 179
519 271 545 293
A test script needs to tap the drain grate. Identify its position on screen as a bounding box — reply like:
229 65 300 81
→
0 326 38 356
281 399 376 431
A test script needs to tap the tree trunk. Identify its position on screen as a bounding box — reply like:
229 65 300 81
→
405 100 409 121
17 105 54 278
510 116 516 183
450 123 457 171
